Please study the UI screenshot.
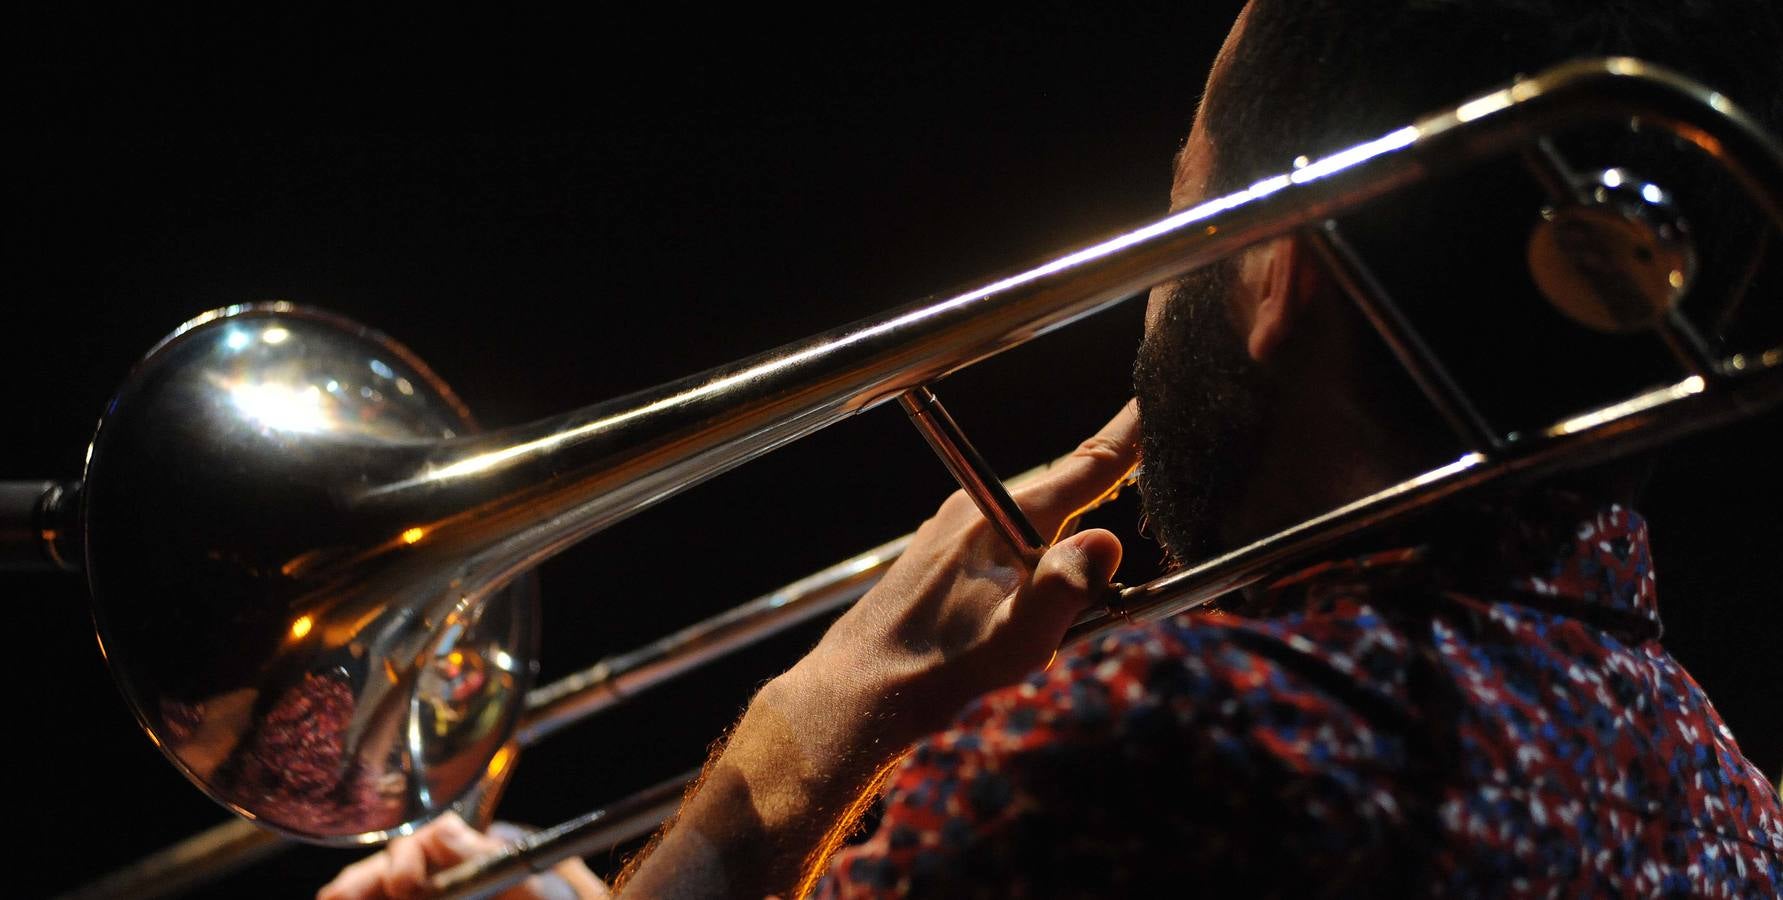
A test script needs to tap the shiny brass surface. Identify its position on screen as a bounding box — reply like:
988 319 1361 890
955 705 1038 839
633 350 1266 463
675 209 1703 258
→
1528 167 1698 333
84 305 540 844
43 56 1783 885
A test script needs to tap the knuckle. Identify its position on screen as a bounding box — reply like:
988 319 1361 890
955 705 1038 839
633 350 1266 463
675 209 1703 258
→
1032 552 1091 594
937 489 979 521
1070 433 1128 466
913 490 979 542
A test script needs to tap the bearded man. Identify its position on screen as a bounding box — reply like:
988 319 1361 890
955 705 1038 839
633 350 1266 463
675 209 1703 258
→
324 1 1783 896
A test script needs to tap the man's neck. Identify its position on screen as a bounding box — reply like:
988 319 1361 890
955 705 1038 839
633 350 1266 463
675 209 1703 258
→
1223 301 1451 549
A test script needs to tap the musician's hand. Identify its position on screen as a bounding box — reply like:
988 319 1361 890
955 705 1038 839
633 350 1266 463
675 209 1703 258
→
619 402 1138 898
317 812 610 900
778 398 1138 753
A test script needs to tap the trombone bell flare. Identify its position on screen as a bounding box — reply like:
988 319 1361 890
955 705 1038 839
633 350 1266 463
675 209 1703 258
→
61 58 1783 851
83 304 540 844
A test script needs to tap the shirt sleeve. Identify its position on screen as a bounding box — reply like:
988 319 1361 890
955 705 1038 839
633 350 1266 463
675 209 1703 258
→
815 613 1421 898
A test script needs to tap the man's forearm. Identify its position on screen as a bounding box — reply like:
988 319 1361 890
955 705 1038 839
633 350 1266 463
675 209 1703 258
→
619 404 1136 897
618 668 901 898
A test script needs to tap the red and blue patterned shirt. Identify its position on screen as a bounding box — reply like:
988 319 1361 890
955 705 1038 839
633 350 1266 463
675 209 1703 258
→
819 497 1783 896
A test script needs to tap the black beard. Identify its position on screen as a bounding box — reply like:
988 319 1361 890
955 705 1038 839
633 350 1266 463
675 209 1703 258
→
1132 263 1269 567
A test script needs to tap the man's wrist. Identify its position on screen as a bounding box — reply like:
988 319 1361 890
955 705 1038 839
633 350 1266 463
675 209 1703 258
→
621 667 897 897
752 661 890 784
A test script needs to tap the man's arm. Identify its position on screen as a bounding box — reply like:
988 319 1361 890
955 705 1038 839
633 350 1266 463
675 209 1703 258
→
616 402 1139 899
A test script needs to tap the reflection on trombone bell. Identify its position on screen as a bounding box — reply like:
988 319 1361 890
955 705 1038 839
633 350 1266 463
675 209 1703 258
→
11 47 1783 899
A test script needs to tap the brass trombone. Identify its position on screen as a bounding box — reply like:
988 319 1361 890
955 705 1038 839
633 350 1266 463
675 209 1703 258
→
15 58 1783 897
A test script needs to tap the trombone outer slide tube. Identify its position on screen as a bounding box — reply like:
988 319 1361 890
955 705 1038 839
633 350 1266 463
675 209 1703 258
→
430 772 693 899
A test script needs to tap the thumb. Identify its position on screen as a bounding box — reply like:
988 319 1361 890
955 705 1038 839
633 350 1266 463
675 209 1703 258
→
1000 528 1122 649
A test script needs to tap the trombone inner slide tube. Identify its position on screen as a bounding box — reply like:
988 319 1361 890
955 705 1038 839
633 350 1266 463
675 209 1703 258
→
68 55 1783 851
430 360 1783 899
61 528 920 899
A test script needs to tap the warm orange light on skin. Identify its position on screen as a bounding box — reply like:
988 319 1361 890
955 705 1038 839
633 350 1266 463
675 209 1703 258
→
794 751 913 899
401 527 426 545
1050 463 1137 544
290 615 313 639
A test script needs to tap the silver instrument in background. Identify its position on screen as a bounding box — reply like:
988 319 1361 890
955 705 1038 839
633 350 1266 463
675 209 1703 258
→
8 58 1781 897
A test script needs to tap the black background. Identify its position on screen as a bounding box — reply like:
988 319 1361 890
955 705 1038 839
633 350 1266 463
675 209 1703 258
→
8 5 1777 896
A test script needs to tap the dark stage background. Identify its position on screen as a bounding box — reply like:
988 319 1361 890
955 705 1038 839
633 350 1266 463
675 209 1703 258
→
8 5 1778 896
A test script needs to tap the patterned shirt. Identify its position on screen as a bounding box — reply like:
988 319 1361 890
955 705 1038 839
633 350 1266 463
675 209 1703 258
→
818 497 1783 897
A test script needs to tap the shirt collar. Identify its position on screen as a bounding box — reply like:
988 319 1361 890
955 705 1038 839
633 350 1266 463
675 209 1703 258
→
1255 492 1662 637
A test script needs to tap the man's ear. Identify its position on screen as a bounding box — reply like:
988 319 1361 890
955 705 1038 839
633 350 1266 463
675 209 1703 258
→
1242 235 1319 362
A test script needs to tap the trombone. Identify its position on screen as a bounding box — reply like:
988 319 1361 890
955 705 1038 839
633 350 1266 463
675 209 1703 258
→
16 57 1783 897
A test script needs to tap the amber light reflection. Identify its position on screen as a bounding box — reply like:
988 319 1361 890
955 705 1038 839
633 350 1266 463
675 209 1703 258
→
486 745 515 780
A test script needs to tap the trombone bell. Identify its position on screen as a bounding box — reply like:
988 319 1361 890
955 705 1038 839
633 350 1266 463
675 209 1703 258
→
84 304 539 844
55 58 1783 854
